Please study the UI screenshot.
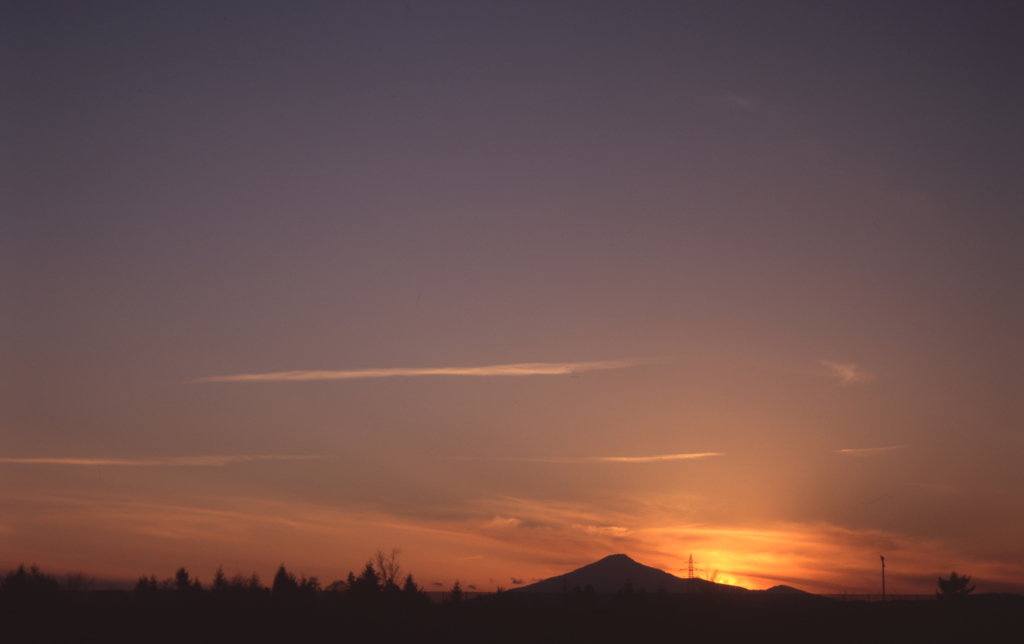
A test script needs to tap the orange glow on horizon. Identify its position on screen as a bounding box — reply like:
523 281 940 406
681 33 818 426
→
3 484 1020 595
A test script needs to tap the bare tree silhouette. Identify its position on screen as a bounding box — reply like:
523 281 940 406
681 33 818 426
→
374 548 402 590
698 564 720 584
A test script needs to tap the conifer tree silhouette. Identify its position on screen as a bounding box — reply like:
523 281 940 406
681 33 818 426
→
173 567 202 592
448 580 463 603
212 566 228 592
348 561 381 597
272 565 299 595
402 573 420 595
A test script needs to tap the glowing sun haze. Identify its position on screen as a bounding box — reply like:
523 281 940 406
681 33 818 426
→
2 1 1022 595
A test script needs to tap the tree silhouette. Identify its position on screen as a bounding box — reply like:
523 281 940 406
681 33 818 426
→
297 574 321 595
1 565 61 598
937 571 975 599
272 565 299 595
173 567 202 593
212 566 229 592
324 578 349 593
374 548 402 591
63 572 94 596
698 564 720 584
135 574 160 596
448 580 463 603
401 573 420 595
237 572 262 592
347 561 381 597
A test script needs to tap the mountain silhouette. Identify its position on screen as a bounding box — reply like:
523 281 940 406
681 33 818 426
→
763 584 812 594
509 554 746 594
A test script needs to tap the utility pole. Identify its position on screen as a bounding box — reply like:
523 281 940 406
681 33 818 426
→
880 555 885 601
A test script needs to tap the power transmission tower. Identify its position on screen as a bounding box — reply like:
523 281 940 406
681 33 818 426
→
688 554 694 593
880 555 885 601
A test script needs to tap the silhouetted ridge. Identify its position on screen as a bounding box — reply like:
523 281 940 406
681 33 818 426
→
763 585 812 594
509 554 745 594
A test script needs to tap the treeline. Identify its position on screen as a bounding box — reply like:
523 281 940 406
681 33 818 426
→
1 549 440 599
2 560 1022 643
0 552 443 643
132 549 435 605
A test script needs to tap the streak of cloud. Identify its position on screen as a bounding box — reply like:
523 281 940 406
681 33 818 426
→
835 446 909 456
821 360 876 384
481 516 523 529
0 455 324 467
594 453 723 463
573 524 630 537
194 360 650 383
447 453 723 464
721 92 759 110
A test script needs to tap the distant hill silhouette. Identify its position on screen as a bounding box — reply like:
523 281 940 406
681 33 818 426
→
509 554 746 594
763 585 813 594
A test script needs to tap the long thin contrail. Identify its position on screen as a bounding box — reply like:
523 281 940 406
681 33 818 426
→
595 453 724 463
194 360 649 383
0 455 324 467
836 446 909 456
446 453 724 464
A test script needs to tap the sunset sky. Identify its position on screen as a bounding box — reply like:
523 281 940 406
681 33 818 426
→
2 1 1022 595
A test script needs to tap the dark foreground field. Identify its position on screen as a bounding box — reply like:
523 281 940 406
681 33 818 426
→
2 586 1021 644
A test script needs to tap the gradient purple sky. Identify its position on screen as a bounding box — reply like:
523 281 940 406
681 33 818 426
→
2 1 1022 594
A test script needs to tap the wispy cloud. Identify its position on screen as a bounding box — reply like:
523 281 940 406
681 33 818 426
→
836 446 909 456
0 455 323 467
447 453 724 464
194 360 649 383
481 516 523 529
572 524 630 537
821 360 876 385
720 92 759 110
593 453 723 463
